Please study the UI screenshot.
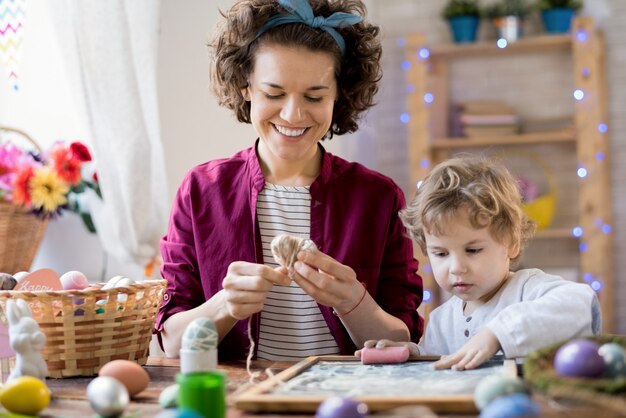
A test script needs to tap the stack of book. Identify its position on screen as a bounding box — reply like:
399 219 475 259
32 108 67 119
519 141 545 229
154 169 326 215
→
456 101 520 138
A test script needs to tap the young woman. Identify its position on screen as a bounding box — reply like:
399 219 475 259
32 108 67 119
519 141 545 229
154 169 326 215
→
155 0 423 360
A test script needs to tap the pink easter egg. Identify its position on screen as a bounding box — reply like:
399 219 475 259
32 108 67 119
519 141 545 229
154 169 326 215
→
60 270 90 290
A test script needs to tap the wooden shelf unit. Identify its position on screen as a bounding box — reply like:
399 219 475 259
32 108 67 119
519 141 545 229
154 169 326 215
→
404 18 614 331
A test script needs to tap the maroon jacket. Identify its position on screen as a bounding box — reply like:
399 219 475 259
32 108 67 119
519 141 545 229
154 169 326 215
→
156 141 423 359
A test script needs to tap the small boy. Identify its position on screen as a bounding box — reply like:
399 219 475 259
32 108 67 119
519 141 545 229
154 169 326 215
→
358 155 600 370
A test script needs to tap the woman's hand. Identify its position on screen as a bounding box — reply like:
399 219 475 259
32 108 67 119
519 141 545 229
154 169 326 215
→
222 261 291 320
433 328 501 371
291 250 364 314
354 339 420 358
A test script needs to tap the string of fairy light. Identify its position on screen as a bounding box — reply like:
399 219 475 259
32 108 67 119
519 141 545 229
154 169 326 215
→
396 26 611 302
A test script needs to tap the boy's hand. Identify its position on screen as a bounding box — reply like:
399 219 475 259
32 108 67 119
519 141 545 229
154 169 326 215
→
354 339 420 357
433 328 501 371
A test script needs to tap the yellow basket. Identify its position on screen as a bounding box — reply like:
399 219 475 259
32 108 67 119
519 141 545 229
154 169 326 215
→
497 151 557 230
0 279 166 379
0 126 48 273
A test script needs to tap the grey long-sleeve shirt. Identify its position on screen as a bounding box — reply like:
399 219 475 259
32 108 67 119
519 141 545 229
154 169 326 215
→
419 268 601 358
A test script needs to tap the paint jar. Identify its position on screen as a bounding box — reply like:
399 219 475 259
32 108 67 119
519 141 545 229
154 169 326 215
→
176 371 226 418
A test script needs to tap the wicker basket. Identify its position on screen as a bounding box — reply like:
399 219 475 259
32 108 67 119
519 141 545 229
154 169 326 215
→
0 279 166 379
0 126 48 274
0 201 48 274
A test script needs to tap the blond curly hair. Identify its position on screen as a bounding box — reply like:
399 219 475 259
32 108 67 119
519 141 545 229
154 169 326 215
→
399 155 536 265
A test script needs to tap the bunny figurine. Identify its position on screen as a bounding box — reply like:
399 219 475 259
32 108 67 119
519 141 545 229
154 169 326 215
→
6 299 48 381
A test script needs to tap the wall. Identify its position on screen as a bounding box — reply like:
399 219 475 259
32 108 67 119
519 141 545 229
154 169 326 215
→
360 0 626 332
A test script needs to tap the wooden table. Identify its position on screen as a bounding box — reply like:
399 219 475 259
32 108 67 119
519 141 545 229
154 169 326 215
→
2 357 612 418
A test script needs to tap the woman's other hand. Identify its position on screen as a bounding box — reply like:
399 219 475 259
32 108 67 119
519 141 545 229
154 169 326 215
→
291 250 363 314
222 261 291 320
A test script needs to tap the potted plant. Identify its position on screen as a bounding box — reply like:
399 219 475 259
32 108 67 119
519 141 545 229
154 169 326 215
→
442 0 481 44
485 0 531 42
536 0 583 34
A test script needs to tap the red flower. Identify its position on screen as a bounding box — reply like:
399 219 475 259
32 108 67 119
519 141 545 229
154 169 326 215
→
50 145 82 185
70 142 92 162
12 165 35 206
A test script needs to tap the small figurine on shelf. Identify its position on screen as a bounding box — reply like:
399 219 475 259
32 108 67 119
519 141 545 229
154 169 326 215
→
484 0 531 43
442 0 481 44
6 298 48 381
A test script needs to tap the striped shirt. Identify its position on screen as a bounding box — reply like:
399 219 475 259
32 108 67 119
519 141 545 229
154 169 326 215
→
256 183 340 360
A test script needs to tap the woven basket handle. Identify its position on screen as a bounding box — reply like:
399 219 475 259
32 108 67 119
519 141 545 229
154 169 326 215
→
0 126 42 153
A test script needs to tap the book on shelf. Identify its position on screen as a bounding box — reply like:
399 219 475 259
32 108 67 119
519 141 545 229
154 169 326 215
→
463 125 520 137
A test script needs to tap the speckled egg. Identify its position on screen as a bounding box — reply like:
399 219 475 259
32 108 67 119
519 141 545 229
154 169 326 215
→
99 359 150 397
316 397 368 418
0 376 51 415
554 339 605 378
474 375 530 410
479 393 540 418
87 376 129 418
598 343 626 378
0 272 17 290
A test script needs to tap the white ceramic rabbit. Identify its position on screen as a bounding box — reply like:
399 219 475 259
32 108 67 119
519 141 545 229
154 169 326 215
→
6 298 48 381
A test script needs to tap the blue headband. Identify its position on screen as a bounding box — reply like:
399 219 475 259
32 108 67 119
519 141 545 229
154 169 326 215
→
255 0 363 55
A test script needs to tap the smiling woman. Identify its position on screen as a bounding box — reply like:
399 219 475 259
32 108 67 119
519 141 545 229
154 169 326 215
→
155 0 424 363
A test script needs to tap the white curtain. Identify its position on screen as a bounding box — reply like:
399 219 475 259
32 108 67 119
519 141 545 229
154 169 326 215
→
47 1 168 267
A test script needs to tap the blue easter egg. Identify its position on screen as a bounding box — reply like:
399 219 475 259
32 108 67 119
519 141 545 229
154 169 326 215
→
479 393 540 418
554 339 605 378
153 408 204 418
316 397 368 418
474 375 529 410
598 343 626 378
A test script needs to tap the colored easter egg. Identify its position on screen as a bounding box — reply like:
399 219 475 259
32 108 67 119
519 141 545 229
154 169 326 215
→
474 375 529 410
182 317 219 351
99 359 150 396
0 273 17 290
598 343 626 378
60 270 90 290
554 339 605 378
153 409 204 418
0 376 51 415
87 376 129 418
479 393 540 418
316 397 368 418
159 383 180 408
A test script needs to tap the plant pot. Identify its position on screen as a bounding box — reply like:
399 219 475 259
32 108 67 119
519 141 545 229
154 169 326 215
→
493 16 523 43
541 8 575 34
448 16 480 44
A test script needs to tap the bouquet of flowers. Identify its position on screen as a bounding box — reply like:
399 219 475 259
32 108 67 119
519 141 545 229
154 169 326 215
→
0 140 101 232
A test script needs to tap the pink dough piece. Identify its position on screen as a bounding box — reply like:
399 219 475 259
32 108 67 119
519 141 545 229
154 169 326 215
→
361 346 410 364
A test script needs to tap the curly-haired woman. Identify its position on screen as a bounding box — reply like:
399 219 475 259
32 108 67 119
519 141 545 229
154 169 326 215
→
156 0 423 360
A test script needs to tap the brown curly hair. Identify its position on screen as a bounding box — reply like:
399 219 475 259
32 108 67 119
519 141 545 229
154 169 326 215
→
399 155 536 266
208 0 382 138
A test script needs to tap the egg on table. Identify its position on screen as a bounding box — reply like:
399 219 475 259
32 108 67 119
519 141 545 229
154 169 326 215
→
316 397 368 418
98 359 150 397
87 376 129 418
0 376 51 415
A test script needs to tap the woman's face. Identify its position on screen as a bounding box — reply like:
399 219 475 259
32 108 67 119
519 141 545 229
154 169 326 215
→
245 43 337 168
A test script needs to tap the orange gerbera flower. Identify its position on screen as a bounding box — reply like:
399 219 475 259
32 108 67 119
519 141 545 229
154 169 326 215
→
12 165 35 207
50 145 82 185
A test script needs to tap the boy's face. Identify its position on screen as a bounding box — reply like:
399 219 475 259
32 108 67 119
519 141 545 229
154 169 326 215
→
425 209 517 311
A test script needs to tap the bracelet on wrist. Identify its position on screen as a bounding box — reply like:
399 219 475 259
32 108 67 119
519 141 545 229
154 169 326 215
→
333 282 367 318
